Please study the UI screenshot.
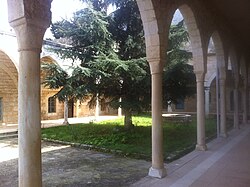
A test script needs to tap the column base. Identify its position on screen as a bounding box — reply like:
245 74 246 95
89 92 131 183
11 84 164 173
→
196 144 207 151
63 121 69 126
148 167 167 178
234 125 240 129
220 132 228 138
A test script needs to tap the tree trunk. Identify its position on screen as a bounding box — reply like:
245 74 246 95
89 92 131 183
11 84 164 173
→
63 98 69 125
95 93 100 119
124 109 133 129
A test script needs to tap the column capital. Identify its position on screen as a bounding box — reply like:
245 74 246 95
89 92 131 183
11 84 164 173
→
8 0 52 52
8 0 52 26
195 72 205 82
148 59 164 74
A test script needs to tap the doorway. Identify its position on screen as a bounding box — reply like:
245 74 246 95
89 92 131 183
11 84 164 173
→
68 99 74 118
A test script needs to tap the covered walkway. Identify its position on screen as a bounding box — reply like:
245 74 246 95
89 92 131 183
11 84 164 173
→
1 121 250 186
4 0 250 185
133 124 250 186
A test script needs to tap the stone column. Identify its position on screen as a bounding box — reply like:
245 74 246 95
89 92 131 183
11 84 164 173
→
195 72 207 151
242 76 248 124
219 79 227 137
95 94 100 118
7 1 51 186
118 98 122 117
148 62 166 178
234 81 240 129
63 99 69 125
205 87 210 117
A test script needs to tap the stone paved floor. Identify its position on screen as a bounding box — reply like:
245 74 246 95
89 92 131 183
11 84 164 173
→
133 124 250 187
0 138 150 187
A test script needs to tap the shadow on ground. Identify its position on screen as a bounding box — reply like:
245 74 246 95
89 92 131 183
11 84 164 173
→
0 139 150 187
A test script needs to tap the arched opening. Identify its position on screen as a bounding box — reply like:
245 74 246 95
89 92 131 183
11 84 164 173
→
0 50 18 125
228 48 240 128
205 37 216 116
239 56 248 123
40 56 64 120
226 58 234 113
165 4 207 153
178 5 205 70
165 7 199 113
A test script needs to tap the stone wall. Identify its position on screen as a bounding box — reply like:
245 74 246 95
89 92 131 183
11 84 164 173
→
41 88 64 120
0 51 18 125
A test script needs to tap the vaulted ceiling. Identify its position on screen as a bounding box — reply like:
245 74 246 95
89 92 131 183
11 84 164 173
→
208 0 250 50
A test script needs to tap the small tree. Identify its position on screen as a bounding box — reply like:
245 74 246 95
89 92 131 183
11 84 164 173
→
41 62 91 125
92 55 150 129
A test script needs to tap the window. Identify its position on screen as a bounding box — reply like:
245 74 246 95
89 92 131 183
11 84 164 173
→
48 97 56 113
0 98 2 121
176 99 185 109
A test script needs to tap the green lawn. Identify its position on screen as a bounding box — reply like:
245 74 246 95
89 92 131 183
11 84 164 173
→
42 115 216 162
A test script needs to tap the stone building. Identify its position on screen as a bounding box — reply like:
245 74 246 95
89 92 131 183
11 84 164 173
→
0 31 116 125
4 0 250 185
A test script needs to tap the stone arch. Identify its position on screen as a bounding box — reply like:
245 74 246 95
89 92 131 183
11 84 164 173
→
211 31 226 79
177 4 206 73
0 50 18 124
40 55 64 120
0 50 18 89
40 55 60 81
229 47 239 78
136 0 173 72
0 47 18 71
205 72 216 88
0 32 19 70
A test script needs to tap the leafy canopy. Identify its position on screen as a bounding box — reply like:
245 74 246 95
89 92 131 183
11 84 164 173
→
47 0 196 126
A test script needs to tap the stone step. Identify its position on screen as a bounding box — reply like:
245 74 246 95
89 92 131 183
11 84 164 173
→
0 131 18 140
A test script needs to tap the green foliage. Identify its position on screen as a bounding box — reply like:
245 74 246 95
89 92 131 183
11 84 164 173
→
41 62 91 102
163 20 195 104
108 0 145 60
51 7 114 64
42 115 217 161
93 56 151 112
163 62 196 104
48 0 196 126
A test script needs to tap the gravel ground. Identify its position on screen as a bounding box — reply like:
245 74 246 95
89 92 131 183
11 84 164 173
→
0 138 150 187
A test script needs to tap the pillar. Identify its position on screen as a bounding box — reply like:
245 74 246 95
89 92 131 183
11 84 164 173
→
148 62 166 178
205 87 210 117
219 79 227 137
118 98 122 117
63 99 69 125
195 72 207 151
234 82 240 129
95 94 100 118
7 1 51 186
242 76 248 124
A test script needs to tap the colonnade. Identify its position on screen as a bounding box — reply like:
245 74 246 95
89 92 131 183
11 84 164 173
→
6 0 249 185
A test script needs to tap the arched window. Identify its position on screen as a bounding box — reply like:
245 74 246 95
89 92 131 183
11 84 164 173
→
48 97 56 113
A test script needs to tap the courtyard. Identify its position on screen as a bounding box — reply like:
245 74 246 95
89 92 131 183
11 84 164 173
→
1 121 250 186
0 138 150 187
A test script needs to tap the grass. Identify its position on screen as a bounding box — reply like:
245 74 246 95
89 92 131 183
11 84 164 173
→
42 115 217 161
